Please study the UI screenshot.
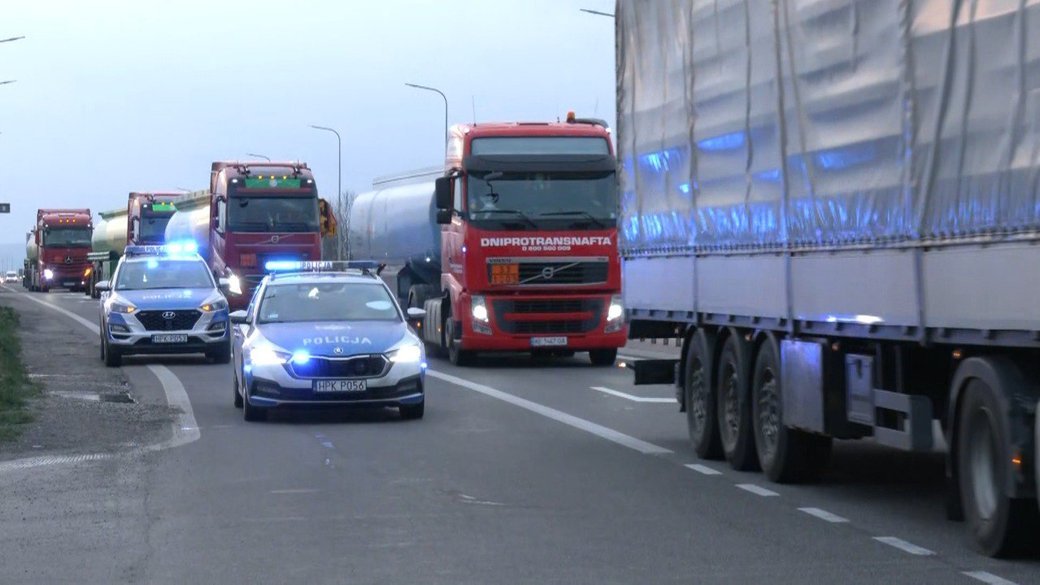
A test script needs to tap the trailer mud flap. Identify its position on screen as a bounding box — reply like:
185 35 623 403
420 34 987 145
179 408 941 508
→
631 359 678 385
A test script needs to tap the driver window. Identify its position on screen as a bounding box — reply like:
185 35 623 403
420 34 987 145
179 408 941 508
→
453 176 463 213
216 200 226 234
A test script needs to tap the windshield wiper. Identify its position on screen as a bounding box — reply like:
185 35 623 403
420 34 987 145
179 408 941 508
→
540 210 608 228
476 209 538 229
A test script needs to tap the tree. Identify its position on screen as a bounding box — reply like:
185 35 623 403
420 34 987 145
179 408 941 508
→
322 189 356 260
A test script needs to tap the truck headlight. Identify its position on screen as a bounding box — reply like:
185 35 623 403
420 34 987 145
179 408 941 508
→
43 269 54 280
389 344 423 364
605 295 624 333
227 272 242 296
471 295 489 322
250 346 288 366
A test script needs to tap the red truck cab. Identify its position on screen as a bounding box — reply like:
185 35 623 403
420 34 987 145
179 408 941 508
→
128 192 180 245
27 209 93 292
426 115 626 365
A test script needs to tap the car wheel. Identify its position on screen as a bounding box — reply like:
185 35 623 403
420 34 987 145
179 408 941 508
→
589 348 617 367
399 401 424 420
233 365 243 408
103 337 122 368
208 340 232 364
242 384 267 422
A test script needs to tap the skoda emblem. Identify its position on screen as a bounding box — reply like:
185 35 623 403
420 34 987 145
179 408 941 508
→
333 347 343 354
541 266 555 280
64 256 73 264
161 311 176 320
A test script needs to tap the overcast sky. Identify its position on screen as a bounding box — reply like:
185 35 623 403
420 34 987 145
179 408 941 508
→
0 0 616 247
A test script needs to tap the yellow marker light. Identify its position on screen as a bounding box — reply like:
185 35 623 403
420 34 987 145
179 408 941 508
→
282 175 287 180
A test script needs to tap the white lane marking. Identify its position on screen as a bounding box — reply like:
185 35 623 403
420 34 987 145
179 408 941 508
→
963 571 1020 585
685 463 723 476
736 483 779 497
0 288 201 468
0 453 113 473
873 536 935 556
590 386 675 403
427 370 672 455
798 507 849 523
270 489 321 495
50 390 101 402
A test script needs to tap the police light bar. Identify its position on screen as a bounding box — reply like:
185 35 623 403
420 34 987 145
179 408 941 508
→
124 241 199 257
263 260 384 274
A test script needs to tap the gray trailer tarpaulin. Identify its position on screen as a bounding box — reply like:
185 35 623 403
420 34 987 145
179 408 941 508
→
617 0 1040 255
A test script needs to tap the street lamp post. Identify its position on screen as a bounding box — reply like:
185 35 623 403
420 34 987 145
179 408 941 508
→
579 8 614 17
309 124 343 260
0 36 25 44
0 80 16 86
246 153 271 161
405 82 448 148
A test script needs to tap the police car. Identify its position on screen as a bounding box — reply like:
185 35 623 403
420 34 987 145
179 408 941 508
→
96 244 231 367
231 261 427 422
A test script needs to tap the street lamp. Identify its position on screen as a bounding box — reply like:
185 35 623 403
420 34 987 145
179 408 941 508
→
246 153 271 161
0 36 25 44
405 82 448 148
0 80 16 86
309 124 343 260
579 8 614 17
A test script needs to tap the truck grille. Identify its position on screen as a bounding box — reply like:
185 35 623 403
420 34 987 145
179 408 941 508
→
289 355 389 379
135 310 201 331
488 261 609 286
492 298 604 335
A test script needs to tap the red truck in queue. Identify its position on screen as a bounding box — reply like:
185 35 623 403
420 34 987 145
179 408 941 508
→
25 208 93 293
164 161 337 310
349 114 625 366
128 192 180 245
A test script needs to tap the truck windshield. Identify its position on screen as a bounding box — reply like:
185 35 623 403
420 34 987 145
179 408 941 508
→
115 259 214 291
466 171 616 229
258 282 401 324
228 197 319 233
43 227 92 247
138 214 172 243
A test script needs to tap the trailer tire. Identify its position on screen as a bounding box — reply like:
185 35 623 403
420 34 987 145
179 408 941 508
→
589 349 617 366
716 333 759 471
685 330 722 459
957 378 1037 557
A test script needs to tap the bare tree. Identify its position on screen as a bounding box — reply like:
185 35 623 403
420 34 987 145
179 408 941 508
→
322 189 356 260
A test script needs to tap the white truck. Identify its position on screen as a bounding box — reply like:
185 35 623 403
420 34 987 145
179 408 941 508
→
617 0 1039 556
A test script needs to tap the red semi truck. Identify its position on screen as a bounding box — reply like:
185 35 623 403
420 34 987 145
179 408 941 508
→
127 191 180 245
350 115 626 365
165 161 336 309
25 208 93 292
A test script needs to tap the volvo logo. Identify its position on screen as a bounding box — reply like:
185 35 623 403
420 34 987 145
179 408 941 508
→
333 347 343 354
541 266 555 280
161 311 177 320
269 234 280 244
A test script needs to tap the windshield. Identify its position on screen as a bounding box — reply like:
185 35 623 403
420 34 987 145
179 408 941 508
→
258 282 401 324
115 259 214 291
138 214 172 243
43 227 92 247
466 171 616 229
228 196 319 233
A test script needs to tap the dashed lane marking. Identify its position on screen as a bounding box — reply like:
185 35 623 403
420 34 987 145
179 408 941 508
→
873 536 935 556
684 463 723 476
798 507 849 523
736 483 780 497
963 571 1020 585
590 386 675 403
427 370 672 455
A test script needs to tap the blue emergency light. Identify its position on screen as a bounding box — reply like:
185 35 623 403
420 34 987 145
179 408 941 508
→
263 260 384 275
123 241 199 257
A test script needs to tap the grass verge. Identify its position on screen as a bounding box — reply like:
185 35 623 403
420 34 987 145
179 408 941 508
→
0 306 38 441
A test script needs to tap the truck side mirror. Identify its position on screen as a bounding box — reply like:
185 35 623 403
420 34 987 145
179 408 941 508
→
434 177 452 210
436 209 452 225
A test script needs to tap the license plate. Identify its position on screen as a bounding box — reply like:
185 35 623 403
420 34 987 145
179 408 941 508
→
530 336 568 347
152 334 188 344
313 379 368 393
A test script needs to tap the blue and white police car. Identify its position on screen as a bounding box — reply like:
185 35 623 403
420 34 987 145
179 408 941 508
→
231 261 427 422
96 244 231 367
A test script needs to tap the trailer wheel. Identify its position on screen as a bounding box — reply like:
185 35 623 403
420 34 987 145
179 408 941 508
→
957 378 1036 557
716 333 759 471
685 330 722 459
751 337 830 482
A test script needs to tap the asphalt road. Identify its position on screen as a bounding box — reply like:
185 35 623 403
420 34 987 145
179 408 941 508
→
1 289 1038 584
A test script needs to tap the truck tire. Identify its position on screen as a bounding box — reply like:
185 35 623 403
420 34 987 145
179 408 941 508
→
103 338 122 368
445 307 474 366
685 330 723 459
716 333 759 471
957 377 1036 557
751 337 830 482
589 349 617 366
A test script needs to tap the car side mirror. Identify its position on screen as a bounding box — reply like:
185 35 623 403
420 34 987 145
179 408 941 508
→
229 310 248 324
434 177 452 209
436 209 452 225
406 307 427 320
95 281 111 292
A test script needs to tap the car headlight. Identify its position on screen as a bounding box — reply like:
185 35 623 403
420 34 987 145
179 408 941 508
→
108 301 137 314
200 299 228 312
389 344 423 364
227 273 242 296
250 346 289 366
471 295 489 323
43 269 54 280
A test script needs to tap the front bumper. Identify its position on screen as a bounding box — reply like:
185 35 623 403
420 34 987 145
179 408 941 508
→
245 368 425 408
47 266 90 288
107 310 229 355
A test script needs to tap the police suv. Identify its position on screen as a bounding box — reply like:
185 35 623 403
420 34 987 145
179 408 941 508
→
96 244 231 367
231 261 427 422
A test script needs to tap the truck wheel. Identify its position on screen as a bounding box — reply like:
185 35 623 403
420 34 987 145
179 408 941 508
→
589 349 617 366
957 378 1036 556
103 338 122 368
242 384 267 422
716 333 759 471
751 337 829 482
445 309 474 366
685 330 722 459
